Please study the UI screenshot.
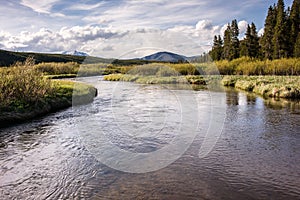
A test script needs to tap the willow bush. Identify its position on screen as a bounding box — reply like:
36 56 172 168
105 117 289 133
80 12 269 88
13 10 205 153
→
215 57 300 75
34 62 79 75
0 65 54 111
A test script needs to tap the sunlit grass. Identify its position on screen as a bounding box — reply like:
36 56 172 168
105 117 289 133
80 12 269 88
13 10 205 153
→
34 62 79 75
215 57 300 75
0 65 54 111
0 60 96 113
222 76 300 98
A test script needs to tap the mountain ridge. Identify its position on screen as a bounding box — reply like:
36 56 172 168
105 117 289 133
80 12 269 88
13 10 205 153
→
0 49 202 67
0 49 111 66
141 51 188 62
62 50 89 57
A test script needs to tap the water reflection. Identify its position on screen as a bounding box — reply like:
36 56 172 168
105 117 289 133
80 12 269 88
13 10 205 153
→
0 77 299 199
225 89 239 106
225 87 300 110
222 88 300 198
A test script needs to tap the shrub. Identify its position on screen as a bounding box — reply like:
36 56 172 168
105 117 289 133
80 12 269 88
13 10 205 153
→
0 64 54 111
34 62 79 75
213 57 300 75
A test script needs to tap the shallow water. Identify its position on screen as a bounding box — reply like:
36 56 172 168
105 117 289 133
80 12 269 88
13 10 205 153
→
0 76 299 199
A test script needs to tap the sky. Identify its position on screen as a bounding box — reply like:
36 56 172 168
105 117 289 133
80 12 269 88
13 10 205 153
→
0 0 294 58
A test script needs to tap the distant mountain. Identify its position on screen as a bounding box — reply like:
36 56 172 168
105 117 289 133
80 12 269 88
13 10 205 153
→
0 49 202 67
0 49 111 67
62 50 89 57
141 51 188 62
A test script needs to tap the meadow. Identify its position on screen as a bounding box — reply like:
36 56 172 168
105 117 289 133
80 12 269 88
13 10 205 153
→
1 56 300 115
222 76 300 98
103 57 300 99
0 59 97 125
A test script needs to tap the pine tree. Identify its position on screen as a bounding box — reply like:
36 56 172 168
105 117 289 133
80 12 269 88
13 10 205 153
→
285 6 293 57
272 0 288 58
290 0 300 57
240 25 251 57
240 23 260 58
210 35 219 60
261 6 277 59
249 22 260 58
239 40 248 57
294 33 300 58
223 24 231 60
216 35 223 60
229 19 240 60
210 35 223 61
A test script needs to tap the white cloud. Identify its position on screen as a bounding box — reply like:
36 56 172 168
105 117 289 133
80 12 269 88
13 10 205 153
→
238 20 248 36
220 23 229 36
218 20 249 39
0 25 123 54
0 19 252 58
50 12 66 18
81 0 237 30
0 31 11 40
0 22 212 57
258 28 264 37
102 45 114 52
66 2 106 11
20 0 60 14
196 20 213 30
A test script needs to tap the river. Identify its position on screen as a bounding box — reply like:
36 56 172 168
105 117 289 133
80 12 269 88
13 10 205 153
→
0 76 299 199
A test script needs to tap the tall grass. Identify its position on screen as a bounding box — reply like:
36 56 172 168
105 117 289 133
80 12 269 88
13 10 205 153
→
77 63 119 76
0 65 54 111
222 76 300 98
112 63 202 76
34 62 123 76
0 59 98 112
215 57 300 75
34 62 79 75
105 57 299 76
10 57 300 77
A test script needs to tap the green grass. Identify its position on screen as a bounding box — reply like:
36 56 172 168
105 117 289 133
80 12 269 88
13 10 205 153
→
34 62 80 75
8 56 299 78
222 76 300 98
104 68 300 99
104 73 223 87
0 60 97 113
104 74 190 84
45 74 77 79
52 80 97 105
33 62 127 77
103 63 223 85
0 65 54 112
214 57 300 75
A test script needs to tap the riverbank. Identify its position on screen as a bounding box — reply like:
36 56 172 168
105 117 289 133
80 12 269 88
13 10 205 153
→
104 74 300 99
0 80 97 127
222 76 300 99
103 74 222 85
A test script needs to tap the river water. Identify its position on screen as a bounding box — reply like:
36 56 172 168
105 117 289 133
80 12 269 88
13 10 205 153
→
0 76 299 199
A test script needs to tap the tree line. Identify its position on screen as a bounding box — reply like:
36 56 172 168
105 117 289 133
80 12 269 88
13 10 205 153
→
210 0 300 61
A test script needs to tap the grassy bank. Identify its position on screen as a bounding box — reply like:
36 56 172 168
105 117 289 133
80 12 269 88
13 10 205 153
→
222 76 300 99
33 62 128 77
105 73 300 99
10 57 300 78
103 63 218 85
103 61 300 99
214 57 300 75
103 74 222 86
104 57 300 76
0 64 97 127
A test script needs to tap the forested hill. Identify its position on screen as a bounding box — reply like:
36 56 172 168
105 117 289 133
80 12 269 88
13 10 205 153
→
209 0 300 61
0 49 112 66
